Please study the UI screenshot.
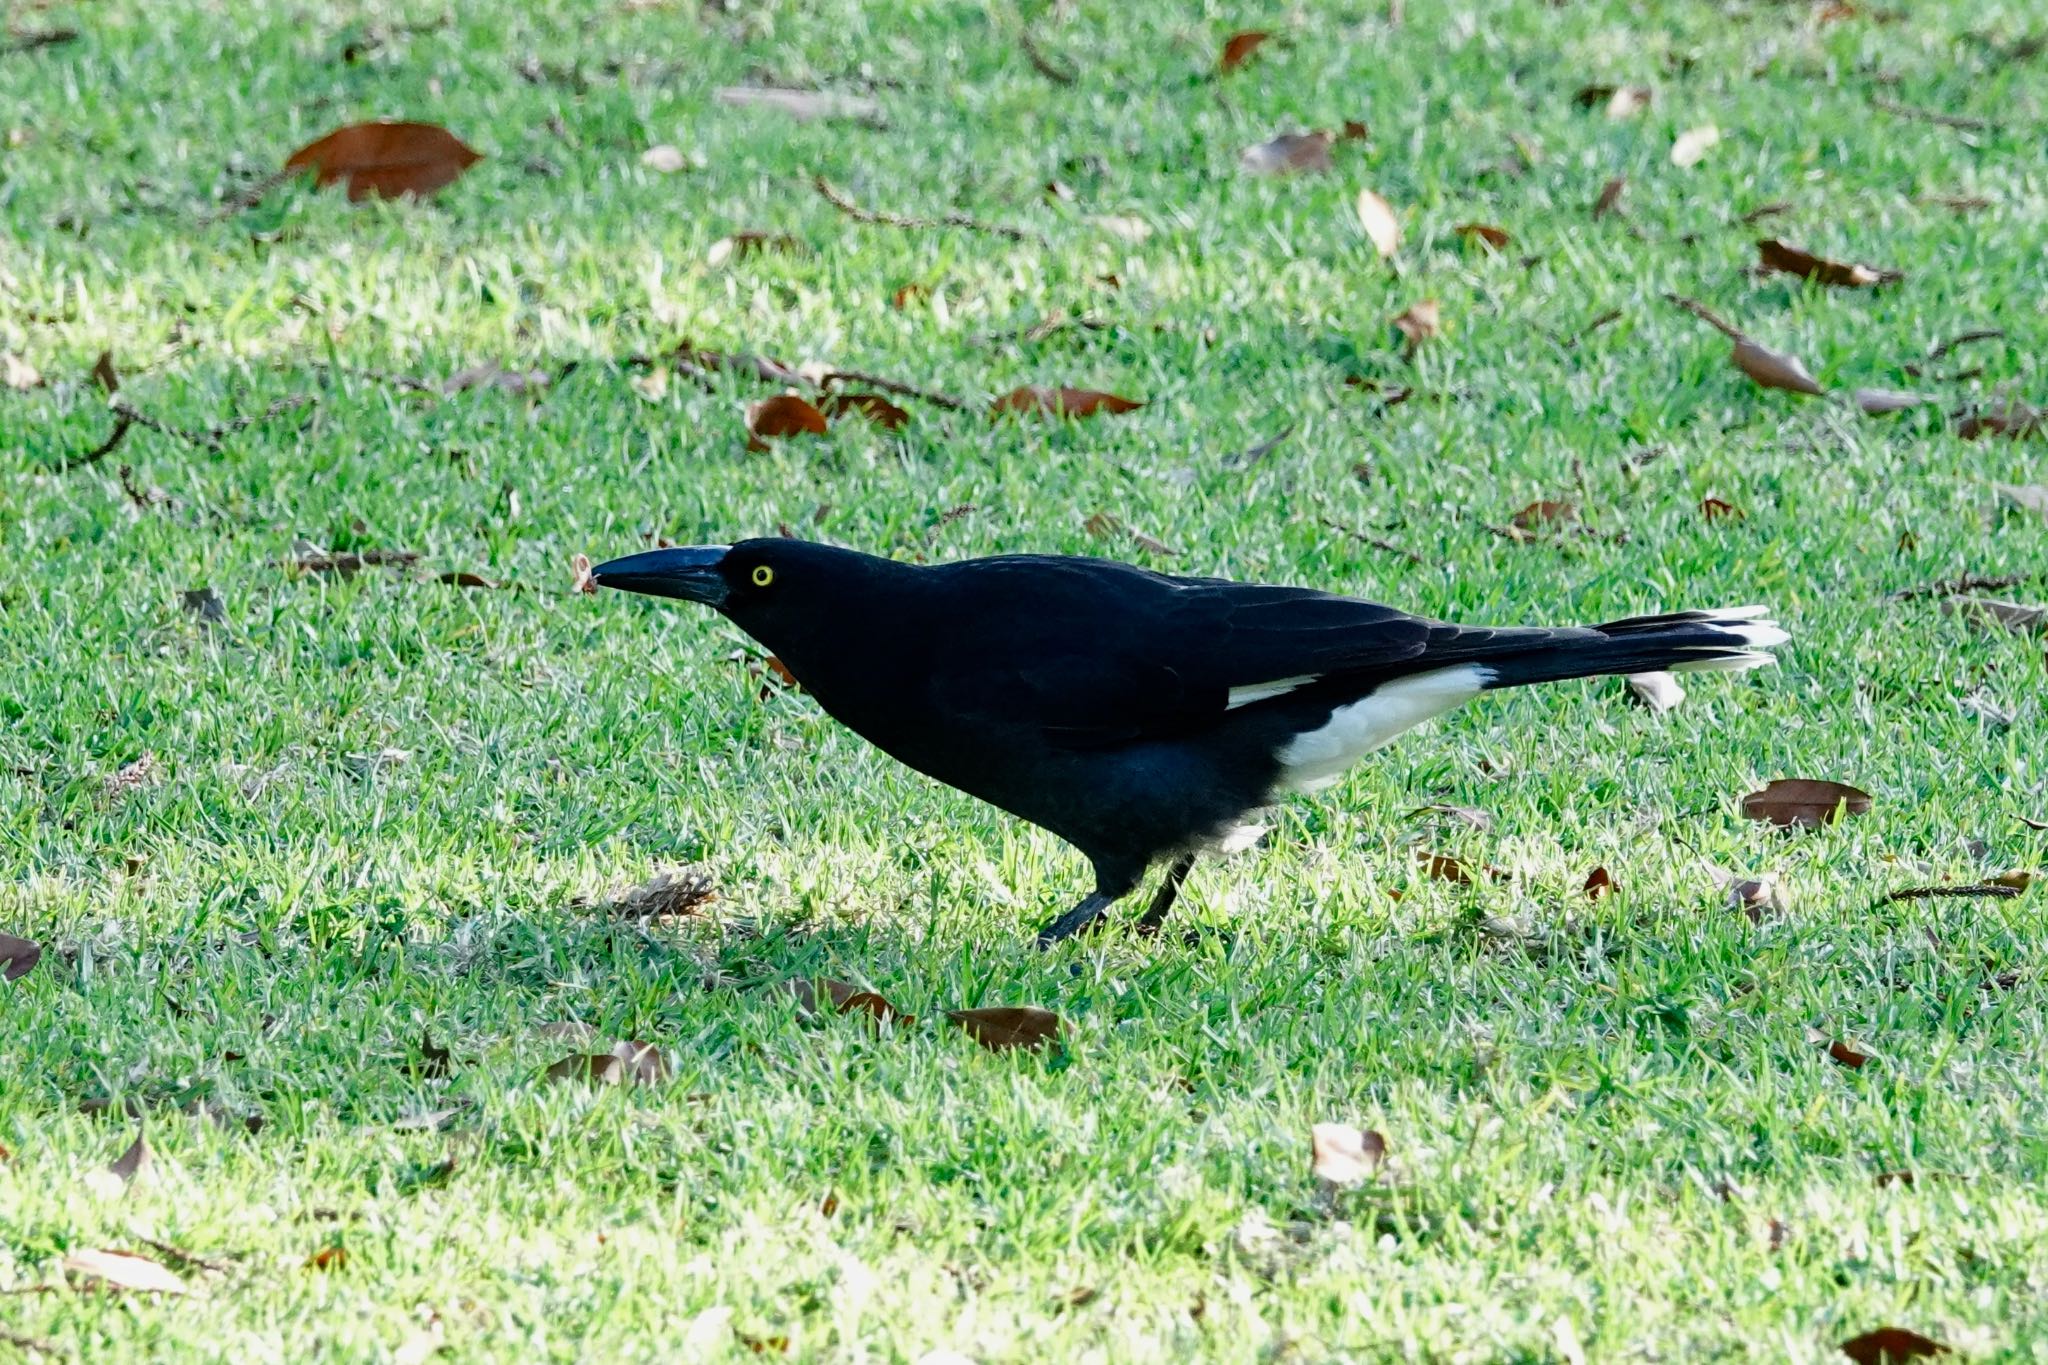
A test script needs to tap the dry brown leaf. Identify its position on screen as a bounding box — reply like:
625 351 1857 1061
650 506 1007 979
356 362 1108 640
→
1511 499 1577 530
1963 405 2045 442
1356 189 1400 257
1809 1028 1872 1069
707 231 803 268
1310 1124 1387 1185
746 393 830 450
285 121 482 201
1592 175 1627 219
571 552 597 595
1219 30 1270 72
1 932 41 982
822 393 910 429
764 655 799 688
436 571 500 589
91 350 120 394
1727 874 1786 921
1741 778 1872 828
1584 867 1613 900
1391 299 1440 351
546 1039 668 1085
1454 222 1511 250
990 387 1143 420
1941 597 2048 633
1757 238 1902 288
1670 124 1720 168
1838 1327 1951 1364
1854 388 1938 415
1572 83 1653 118
108 1126 151 1184
1240 130 1334 177
1732 337 1825 396
780 978 914 1027
63 1248 188 1295
1985 870 2035 892
576 867 717 920
945 1006 1062 1052
1700 497 1745 520
1416 851 1475 885
713 86 881 124
891 282 930 310
305 1245 348 1271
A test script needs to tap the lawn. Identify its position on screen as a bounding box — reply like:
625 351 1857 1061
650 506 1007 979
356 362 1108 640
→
3 0 2045 1359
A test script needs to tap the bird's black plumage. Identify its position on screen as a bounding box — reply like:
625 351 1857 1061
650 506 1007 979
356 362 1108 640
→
592 539 1786 944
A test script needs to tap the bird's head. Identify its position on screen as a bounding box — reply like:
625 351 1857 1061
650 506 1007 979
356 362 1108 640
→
589 537 898 644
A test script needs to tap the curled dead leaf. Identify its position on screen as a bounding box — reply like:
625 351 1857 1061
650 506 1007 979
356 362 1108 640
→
1838 1327 1950 1364
991 387 1143 420
1240 130 1334 177
285 121 482 201
1309 1123 1386 1186
1757 238 1901 288
821 393 910 429
1583 867 1613 900
945 1006 1062 1052
1 932 41 982
1454 222 1511 250
1741 779 1872 829
1219 30 1269 72
1391 299 1440 350
1700 497 1745 521
1963 405 2044 442
746 394 830 450
1732 337 1825 396
1809 1027 1872 1069
781 978 914 1027
1356 189 1400 257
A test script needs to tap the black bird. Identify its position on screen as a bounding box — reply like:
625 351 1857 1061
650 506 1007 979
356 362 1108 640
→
592 539 1786 945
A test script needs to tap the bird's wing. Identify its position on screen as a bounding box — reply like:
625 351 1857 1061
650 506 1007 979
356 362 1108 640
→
928 558 1457 748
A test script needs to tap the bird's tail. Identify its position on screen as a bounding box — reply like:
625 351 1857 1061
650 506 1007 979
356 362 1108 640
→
1477 607 1789 690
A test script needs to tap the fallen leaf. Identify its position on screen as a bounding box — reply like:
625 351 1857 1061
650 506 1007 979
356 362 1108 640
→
2 352 42 390
821 393 910 429
1 932 41 982
707 231 804 268
1670 124 1720 168
1854 387 1938 415
108 1125 151 1184
763 656 799 688
285 121 482 201
546 1040 667 1086
1941 597 2048 634
1741 778 1873 828
1700 497 1745 520
640 144 693 174
1605 85 1654 119
1992 483 2048 514
1757 238 1901 288
1310 1123 1387 1186
1416 851 1475 885
1454 222 1511 250
946 1006 1062 1052
746 394 830 450
713 86 881 124
1584 866 1613 900
1809 1027 1872 1069
1732 337 1825 396
1985 870 2034 891
575 866 717 920
62 1249 188 1295
891 282 930 310
1626 671 1686 713
106 753 161 796
1240 130 1334 177
1592 175 1627 219
1391 299 1440 350
305 1245 348 1271
1356 189 1400 257
1838 1328 1949 1364
1962 405 2045 442
91 350 120 394
1340 120 1369 142
571 552 597 595
990 387 1143 420
1219 30 1269 72
436 571 500 589
1511 499 1577 530
780 978 914 1027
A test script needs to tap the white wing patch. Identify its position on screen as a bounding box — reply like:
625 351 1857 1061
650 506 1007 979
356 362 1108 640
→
1226 674 1319 709
1275 664 1494 792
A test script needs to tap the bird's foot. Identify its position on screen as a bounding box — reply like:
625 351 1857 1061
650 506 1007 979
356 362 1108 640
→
1033 893 1114 948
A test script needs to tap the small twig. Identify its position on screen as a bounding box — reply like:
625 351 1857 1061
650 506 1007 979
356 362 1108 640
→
1 27 78 55
817 368 969 412
0 1325 58 1354
1872 96 1992 131
137 1237 233 1275
1881 884 2023 904
1929 327 2004 361
51 411 135 472
812 174 1038 243
1662 293 1744 341
973 314 1111 347
1887 572 2028 601
1228 422 1296 468
1018 29 1077 85
1317 515 1426 567
1563 308 1623 349
674 342 806 387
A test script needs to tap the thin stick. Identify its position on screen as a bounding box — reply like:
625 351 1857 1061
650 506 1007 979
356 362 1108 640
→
1929 327 2004 360
1018 29 1077 85
1229 422 1296 467
1317 515 1426 567
1872 96 1992 132
817 368 969 412
51 412 135 472
1662 293 1744 341
1887 572 2028 601
1881 884 2023 904
813 175 1038 243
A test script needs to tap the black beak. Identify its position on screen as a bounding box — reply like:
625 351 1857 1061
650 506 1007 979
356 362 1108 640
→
589 546 731 607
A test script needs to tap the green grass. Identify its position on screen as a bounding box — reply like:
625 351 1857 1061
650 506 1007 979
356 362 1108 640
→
3 0 2046 1358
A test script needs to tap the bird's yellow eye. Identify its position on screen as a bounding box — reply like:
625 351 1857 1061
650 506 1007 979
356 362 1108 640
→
751 565 775 587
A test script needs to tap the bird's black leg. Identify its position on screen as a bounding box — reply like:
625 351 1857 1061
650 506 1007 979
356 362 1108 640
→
1034 891 1118 947
1131 854 1196 937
